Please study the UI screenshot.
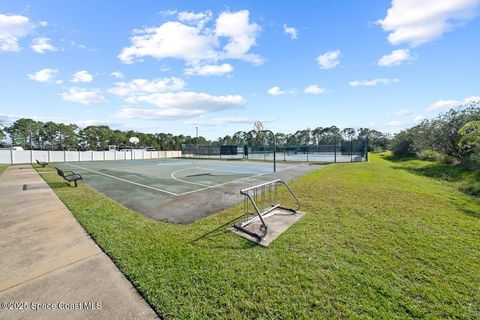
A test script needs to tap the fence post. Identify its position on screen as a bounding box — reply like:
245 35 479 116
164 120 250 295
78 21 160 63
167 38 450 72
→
334 138 337 163
91 151 94 161
365 138 369 162
350 138 353 162
103 150 106 161
30 149 33 164
10 149 14 164
48 150 51 163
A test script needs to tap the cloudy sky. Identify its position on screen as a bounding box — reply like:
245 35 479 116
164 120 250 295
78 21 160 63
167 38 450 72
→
0 0 479 138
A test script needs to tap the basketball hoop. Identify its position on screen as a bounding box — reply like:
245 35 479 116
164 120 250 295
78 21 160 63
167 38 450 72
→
129 137 139 145
253 121 264 133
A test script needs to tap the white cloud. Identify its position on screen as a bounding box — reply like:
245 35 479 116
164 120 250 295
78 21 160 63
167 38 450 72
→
426 99 461 112
317 50 341 69
378 49 412 67
61 87 107 105
413 115 425 123
108 77 185 96
464 95 480 106
118 21 218 64
304 84 326 95
184 63 233 76
71 70 93 83
28 68 58 82
178 10 212 29
215 10 262 64
157 10 178 17
267 86 286 96
377 0 480 47
110 71 124 79
0 112 120 129
394 109 412 116
425 96 480 112
185 116 255 126
31 37 57 54
119 10 262 66
0 14 35 51
114 91 245 119
386 120 405 127
70 41 96 51
283 24 298 40
349 78 399 87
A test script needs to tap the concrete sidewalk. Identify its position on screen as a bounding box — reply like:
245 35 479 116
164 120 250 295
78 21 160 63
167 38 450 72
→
0 165 158 320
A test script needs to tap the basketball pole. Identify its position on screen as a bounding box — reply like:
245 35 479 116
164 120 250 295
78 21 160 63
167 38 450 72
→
248 129 276 172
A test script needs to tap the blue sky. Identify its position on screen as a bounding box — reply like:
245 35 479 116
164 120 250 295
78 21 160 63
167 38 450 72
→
1 0 479 138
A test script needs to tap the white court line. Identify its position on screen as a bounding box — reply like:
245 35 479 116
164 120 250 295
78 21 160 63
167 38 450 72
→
170 166 211 187
176 163 307 196
64 163 179 196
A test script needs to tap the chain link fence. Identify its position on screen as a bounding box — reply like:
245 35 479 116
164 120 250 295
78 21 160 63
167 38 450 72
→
182 139 368 163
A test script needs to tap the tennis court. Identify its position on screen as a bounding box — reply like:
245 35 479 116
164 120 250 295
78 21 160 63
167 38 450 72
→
53 158 319 223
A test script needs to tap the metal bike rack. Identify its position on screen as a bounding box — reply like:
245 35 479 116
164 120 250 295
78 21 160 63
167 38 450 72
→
234 179 301 240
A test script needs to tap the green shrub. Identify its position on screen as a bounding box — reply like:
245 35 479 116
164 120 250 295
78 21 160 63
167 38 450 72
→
418 150 456 164
390 130 417 157
459 181 480 196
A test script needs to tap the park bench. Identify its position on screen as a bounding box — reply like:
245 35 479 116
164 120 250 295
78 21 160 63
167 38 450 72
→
36 159 48 168
55 167 83 187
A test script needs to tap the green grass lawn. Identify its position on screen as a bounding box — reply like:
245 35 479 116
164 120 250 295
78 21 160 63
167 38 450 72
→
0 164 7 175
383 153 480 197
36 154 480 319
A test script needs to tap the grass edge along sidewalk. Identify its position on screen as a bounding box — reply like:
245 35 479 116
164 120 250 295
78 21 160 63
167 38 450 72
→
35 154 480 319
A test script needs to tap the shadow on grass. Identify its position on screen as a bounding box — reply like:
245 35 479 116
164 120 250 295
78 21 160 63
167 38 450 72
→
381 154 417 163
191 215 258 250
47 181 73 189
385 156 480 199
462 208 480 218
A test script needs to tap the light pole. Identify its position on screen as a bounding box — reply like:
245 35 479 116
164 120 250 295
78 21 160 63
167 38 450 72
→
195 126 199 149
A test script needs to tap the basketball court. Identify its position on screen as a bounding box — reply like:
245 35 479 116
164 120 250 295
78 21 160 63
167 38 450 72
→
52 158 320 224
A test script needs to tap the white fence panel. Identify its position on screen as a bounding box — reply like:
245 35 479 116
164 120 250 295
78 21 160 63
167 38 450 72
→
66 151 79 162
79 151 93 161
93 151 104 161
13 151 31 163
0 150 11 163
34 150 49 162
105 151 115 161
0 149 180 164
50 151 65 162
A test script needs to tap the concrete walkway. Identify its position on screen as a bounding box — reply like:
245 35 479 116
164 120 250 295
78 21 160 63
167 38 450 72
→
0 165 158 320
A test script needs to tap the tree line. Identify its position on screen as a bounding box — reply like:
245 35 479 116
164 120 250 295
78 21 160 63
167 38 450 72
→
390 100 480 166
0 119 390 152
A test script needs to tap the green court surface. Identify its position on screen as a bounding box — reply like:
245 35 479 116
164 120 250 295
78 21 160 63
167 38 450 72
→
53 158 319 223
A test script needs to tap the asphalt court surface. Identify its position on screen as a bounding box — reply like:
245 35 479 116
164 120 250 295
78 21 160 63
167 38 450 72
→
53 158 321 224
